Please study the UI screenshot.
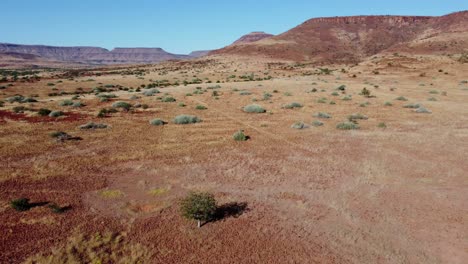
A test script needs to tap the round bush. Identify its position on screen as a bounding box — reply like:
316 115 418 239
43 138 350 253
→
243 104 266 113
291 122 307 129
233 130 247 141
173 115 201 124
283 102 303 109
313 112 331 119
336 122 360 130
149 118 166 126
311 120 324 127
79 122 108 129
49 111 64 118
112 101 132 110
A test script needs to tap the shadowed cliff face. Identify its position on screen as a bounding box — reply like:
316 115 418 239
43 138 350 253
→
0 44 190 64
211 11 468 63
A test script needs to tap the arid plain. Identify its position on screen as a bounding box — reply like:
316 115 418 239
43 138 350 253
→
1 52 467 263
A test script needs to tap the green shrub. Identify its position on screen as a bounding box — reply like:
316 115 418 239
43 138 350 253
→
317 98 327 103
311 120 324 127
233 130 248 141
178 102 186 107
329 101 336 105
180 192 217 228
112 101 132 111
161 96 176 102
384 101 393 106
243 104 266 113
331 92 339 96
173 115 201 124
291 122 307 129
403 103 420 109
361 88 371 97
38 108 52 116
347 113 368 122
313 112 331 119
395 96 408 101
49 111 64 117
239 91 251 95
142 89 160 96
10 198 31 211
79 122 108 129
414 106 431 113
283 102 303 109
427 97 437 101
72 101 85 107
13 106 27 113
283 92 292 96
149 118 166 126
342 95 352 101
336 122 360 130
378 122 387 128
59 100 73 106
195 105 207 110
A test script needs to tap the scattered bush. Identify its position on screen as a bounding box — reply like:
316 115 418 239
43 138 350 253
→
233 130 248 141
79 122 108 129
384 101 393 106
239 91 251 95
38 108 52 116
142 89 160 96
336 122 360 130
6 95 37 103
311 120 324 127
243 104 266 113
395 96 408 101
342 95 352 101
195 105 207 110
361 88 371 97
331 92 339 96
149 118 166 126
178 102 186 107
13 106 27 113
347 113 368 122
72 101 85 107
161 96 176 102
49 111 64 118
180 192 217 228
291 122 307 129
414 106 431 113
317 98 327 103
283 102 303 109
173 115 201 124
403 103 421 109
112 101 132 111
313 112 331 119
59 100 73 106
10 198 31 211
378 122 387 128
427 97 437 101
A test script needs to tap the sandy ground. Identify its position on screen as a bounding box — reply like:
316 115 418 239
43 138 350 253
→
0 55 467 263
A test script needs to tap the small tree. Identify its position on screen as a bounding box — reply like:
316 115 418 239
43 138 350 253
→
180 192 217 228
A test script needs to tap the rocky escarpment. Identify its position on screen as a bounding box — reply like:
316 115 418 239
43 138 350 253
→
211 11 468 63
0 43 190 64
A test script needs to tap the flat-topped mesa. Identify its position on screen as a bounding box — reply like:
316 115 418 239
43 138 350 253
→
304 15 433 26
110 47 166 54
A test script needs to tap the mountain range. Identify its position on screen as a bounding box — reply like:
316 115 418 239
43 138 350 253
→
1 11 467 67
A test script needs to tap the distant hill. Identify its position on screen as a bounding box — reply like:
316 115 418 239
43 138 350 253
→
231 32 274 45
0 43 190 65
188 50 211 58
211 11 468 63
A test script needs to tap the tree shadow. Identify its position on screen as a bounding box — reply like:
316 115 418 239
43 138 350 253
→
213 202 249 222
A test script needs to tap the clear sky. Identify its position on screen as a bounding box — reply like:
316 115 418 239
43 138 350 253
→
2 0 467 54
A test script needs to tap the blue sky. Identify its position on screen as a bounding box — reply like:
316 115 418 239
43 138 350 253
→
2 0 467 54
